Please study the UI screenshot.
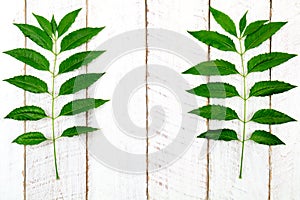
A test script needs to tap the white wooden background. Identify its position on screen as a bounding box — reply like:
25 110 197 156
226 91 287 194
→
0 0 300 199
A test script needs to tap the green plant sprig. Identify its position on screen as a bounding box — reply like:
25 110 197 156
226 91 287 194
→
183 7 297 179
4 8 109 179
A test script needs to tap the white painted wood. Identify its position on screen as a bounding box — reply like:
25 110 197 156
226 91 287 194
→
0 0 25 199
87 0 147 199
25 1 87 199
147 0 209 199
271 1 300 199
208 0 270 199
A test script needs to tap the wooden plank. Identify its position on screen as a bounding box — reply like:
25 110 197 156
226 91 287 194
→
270 1 300 199
87 0 147 199
0 0 26 199
147 0 209 199
25 1 88 199
208 0 270 199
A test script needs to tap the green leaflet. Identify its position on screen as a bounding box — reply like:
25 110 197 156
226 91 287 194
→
249 130 285 145
247 52 296 73
251 109 296 125
33 14 53 37
239 11 248 35
58 51 105 74
14 23 53 51
51 15 57 33
245 22 287 50
60 27 105 52
59 98 109 116
59 73 104 95
182 59 239 76
188 30 237 52
249 81 296 97
4 48 50 71
5 106 47 121
57 8 81 37
4 75 48 94
210 7 237 37
198 129 239 141
61 126 98 137
187 82 239 98
13 132 48 145
242 20 268 37
189 105 239 121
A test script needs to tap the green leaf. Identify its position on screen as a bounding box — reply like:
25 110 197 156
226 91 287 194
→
210 7 237 36
188 30 237 52
13 132 48 145
58 51 104 74
33 14 53 37
239 11 248 34
189 105 239 121
4 75 48 94
247 52 296 73
187 82 239 98
251 109 296 125
3 48 50 71
14 23 53 51
242 20 268 37
245 22 287 51
60 27 104 52
249 130 285 145
51 15 57 33
182 59 239 76
57 8 81 37
198 129 239 141
61 126 98 137
5 106 47 121
59 73 104 95
249 81 296 97
59 98 109 116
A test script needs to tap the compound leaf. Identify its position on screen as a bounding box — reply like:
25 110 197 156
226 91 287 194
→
13 132 48 145
60 27 104 52
251 109 296 125
188 30 237 52
5 106 47 121
4 75 48 94
247 52 296 73
189 105 239 121
61 126 98 137
210 7 237 36
59 73 104 95
249 81 296 97
14 23 53 51
249 130 285 145
245 22 287 51
58 51 104 74
198 129 239 141
57 8 81 37
187 82 239 98
59 98 109 116
4 48 50 71
182 59 239 76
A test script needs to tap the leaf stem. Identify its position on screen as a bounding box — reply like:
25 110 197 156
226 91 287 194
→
238 36 247 179
51 36 60 180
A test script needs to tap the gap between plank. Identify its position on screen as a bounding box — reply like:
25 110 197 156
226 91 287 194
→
144 0 149 199
206 0 211 199
85 1 89 199
268 0 273 199
23 0 27 199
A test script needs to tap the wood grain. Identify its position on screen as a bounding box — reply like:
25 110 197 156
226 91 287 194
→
0 0 26 199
